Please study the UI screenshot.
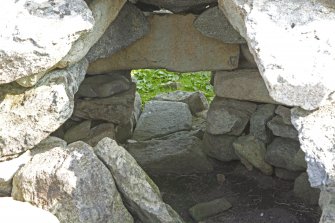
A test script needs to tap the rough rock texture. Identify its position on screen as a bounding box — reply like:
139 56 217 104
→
60 0 126 66
219 0 335 110
319 189 335 223
94 138 184 223
265 137 304 171
294 173 320 205
153 91 209 115
294 149 307 170
275 168 301 181
206 97 257 136
63 120 91 143
88 14 240 74
0 0 93 84
127 132 213 175
87 3 149 62
275 105 292 125
73 83 136 124
202 133 239 162
83 123 115 147
194 7 245 44
292 104 335 188
233 135 273 175
132 101 192 141
239 44 258 68
0 197 59 223
250 104 276 143
267 116 298 140
12 140 133 223
214 69 277 104
0 59 88 158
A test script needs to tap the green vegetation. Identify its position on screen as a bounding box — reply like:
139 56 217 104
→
131 69 214 104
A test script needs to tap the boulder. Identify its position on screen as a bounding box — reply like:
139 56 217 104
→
194 7 245 44
94 138 184 223
206 97 257 136
0 197 59 223
214 69 277 104
0 59 88 158
63 120 91 144
12 139 133 223
250 104 276 143
219 0 335 110
275 105 292 125
153 91 209 115
267 116 298 140
0 0 93 85
87 3 149 62
202 133 239 162
265 137 304 171
294 173 320 205
127 132 213 175
233 135 273 175
132 101 192 141
88 14 240 74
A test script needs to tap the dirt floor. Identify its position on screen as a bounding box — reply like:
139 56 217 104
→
151 159 321 223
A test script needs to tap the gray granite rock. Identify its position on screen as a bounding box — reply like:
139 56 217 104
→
63 120 91 144
203 133 239 161
274 168 301 181
250 104 276 143
267 116 299 140
189 197 232 221
294 149 307 170
275 105 292 125
83 123 115 147
294 173 320 205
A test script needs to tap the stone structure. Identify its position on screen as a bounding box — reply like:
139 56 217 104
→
0 1 334 222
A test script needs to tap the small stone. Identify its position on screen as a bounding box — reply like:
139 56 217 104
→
250 104 276 143
189 197 232 221
217 174 226 185
294 173 320 205
203 133 239 161
275 105 292 125
267 116 299 140
63 120 91 143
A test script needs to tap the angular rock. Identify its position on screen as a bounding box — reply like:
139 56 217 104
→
275 168 301 181
0 1 93 84
233 135 273 175
194 6 245 44
76 74 130 98
83 123 115 147
202 133 239 162
88 14 239 74
275 105 292 125
60 0 126 66
239 44 258 69
73 83 136 125
292 104 335 188
87 3 149 62
319 189 335 223
294 149 307 170
0 151 32 196
127 132 213 175
94 138 184 223
63 120 91 144
0 59 88 158
206 97 257 136
250 104 276 143
214 69 277 104
12 140 133 223
294 173 320 205
0 197 59 223
189 197 232 221
267 116 298 140
132 101 192 141
153 91 209 115
219 0 335 110
265 137 304 171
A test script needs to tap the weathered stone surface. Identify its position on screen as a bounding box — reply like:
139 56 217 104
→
294 149 307 170
153 91 209 115
87 3 149 62
0 197 59 223
138 0 217 13
219 0 335 110
88 14 239 74
265 137 304 171
188 197 232 221
84 123 115 147
0 59 88 158
194 7 245 44
250 104 276 143
132 101 192 141
239 44 258 69
94 138 184 223
233 135 273 175
319 189 335 223
12 140 133 223
0 1 93 84
214 69 277 104
61 0 126 66
275 105 292 125
275 168 301 181
0 151 32 196
267 116 298 140
294 173 320 205
127 132 213 175
206 97 257 136
63 120 91 144
202 133 239 162
76 74 130 98
73 83 136 124
292 104 335 188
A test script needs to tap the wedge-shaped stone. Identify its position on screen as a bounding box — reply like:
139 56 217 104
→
267 116 298 140
250 104 276 143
